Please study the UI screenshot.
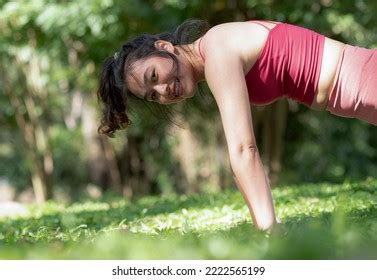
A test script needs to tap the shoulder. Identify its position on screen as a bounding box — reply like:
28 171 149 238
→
200 21 271 73
204 22 250 38
201 22 251 54
201 23 255 103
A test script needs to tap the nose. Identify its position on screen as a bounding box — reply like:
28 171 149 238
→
153 83 171 98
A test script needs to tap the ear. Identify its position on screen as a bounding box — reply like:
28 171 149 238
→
154 40 175 53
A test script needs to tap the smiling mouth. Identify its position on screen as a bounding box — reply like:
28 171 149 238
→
174 78 180 98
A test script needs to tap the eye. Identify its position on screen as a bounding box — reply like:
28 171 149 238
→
151 69 158 82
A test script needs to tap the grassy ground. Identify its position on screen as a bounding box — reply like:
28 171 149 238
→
1 179 377 259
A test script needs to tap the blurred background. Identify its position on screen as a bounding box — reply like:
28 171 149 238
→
0 0 376 204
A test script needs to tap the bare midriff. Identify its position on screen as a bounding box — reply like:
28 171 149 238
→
311 37 346 111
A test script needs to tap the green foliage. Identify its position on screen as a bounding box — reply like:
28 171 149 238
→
1 179 377 259
49 125 90 190
284 109 377 183
1 0 376 198
0 131 30 189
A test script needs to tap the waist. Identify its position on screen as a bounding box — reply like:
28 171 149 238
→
311 37 346 111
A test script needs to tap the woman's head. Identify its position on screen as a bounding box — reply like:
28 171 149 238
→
97 19 209 137
126 40 198 105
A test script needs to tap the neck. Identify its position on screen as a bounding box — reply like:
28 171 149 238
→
176 41 205 83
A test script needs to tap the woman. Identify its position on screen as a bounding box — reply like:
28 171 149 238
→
97 19 377 231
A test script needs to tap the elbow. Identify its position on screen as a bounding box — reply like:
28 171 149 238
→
241 143 258 154
231 142 259 158
229 143 260 174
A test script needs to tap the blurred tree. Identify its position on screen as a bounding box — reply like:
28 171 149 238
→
0 0 376 203
0 37 55 203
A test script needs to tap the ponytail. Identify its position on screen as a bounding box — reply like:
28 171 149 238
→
97 56 131 137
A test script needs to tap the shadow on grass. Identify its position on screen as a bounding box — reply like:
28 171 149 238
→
0 190 242 243
0 180 376 253
273 179 377 201
206 204 377 259
0 204 377 259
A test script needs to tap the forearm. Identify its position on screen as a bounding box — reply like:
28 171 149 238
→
230 149 277 230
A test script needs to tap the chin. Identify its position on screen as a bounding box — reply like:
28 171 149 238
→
185 85 196 98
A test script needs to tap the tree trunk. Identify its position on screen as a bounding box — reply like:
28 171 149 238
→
170 124 200 194
2 75 53 203
81 98 123 194
269 99 289 184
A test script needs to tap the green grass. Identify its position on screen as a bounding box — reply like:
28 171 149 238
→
1 179 377 259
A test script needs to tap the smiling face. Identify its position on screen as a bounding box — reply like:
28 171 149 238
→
126 52 198 105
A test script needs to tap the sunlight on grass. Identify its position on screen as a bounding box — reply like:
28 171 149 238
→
1 179 377 259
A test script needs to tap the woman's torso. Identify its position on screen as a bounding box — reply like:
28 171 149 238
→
197 21 345 110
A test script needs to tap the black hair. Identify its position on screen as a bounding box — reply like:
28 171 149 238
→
97 19 210 137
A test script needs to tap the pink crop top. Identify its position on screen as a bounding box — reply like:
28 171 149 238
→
198 21 325 107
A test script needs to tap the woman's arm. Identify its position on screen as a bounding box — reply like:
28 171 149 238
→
203 29 277 230
229 145 277 230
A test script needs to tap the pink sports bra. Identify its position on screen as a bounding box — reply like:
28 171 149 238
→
198 20 325 107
